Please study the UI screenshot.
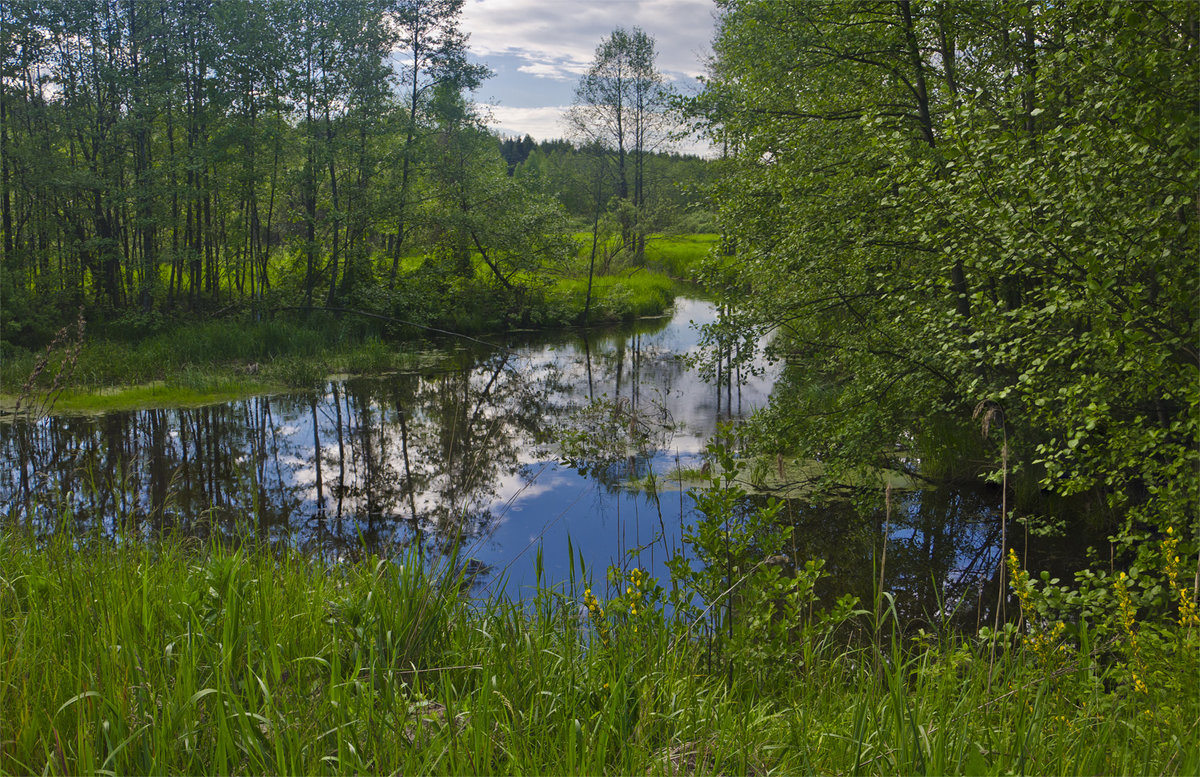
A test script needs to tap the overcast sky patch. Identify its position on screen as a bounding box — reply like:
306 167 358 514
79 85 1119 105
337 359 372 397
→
461 0 716 142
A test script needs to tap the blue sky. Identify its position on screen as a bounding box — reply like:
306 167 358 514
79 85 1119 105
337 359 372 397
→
459 0 717 144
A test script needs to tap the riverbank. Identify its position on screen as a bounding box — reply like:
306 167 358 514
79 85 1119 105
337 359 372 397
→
2 532 1195 775
0 320 429 415
0 267 681 415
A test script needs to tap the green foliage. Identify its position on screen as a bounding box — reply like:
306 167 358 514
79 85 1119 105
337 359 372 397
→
0 269 74 351
666 436 864 681
516 142 713 227
694 0 1198 544
421 91 574 296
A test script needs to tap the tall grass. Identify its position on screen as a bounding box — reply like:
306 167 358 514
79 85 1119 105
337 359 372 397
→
2 527 1195 775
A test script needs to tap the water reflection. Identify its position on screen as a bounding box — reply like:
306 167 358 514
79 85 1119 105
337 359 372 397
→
2 301 762 560
768 487 1004 630
1 299 1031 620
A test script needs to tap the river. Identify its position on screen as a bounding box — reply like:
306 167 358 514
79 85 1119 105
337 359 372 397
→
2 298 1036 624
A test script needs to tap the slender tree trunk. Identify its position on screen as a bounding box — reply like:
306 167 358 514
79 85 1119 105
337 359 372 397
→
0 97 13 264
390 40 423 288
324 108 340 308
584 169 602 323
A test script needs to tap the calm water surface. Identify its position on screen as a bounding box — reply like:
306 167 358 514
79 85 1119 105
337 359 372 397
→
3 299 1028 622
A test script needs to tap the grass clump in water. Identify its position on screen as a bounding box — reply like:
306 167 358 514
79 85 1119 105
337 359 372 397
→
546 272 676 324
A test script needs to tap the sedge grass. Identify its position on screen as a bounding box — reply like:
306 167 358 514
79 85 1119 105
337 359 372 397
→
2 528 1196 775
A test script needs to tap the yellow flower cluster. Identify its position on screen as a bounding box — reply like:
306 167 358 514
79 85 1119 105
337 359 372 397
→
587 568 657 642
1114 572 1137 633
1162 526 1199 629
1006 549 1068 670
584 587 604 618
1112 570 1148 695
626 567 647 619
1006 549 1030 610
629 567 646 589
583 587 609 646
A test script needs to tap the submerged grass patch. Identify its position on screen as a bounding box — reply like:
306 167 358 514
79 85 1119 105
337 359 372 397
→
2 526 1195 776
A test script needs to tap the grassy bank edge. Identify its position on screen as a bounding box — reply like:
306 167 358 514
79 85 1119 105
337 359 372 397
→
1 270 686 415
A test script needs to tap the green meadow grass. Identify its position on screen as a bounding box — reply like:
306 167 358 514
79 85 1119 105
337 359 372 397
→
546 272 676 324
2 529 1195 775
643 233 718 280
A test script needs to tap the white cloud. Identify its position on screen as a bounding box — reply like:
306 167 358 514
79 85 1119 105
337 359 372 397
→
462 1 718 150
462 0 716 82
484 104 574 140
515 59 587 81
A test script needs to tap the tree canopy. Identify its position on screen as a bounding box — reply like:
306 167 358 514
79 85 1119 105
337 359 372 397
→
0 3 715 347
570 27 673 261
695 0 1198 539
0 0 575 341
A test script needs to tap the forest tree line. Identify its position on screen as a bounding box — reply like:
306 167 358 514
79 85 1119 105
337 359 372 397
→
0 0 710 348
